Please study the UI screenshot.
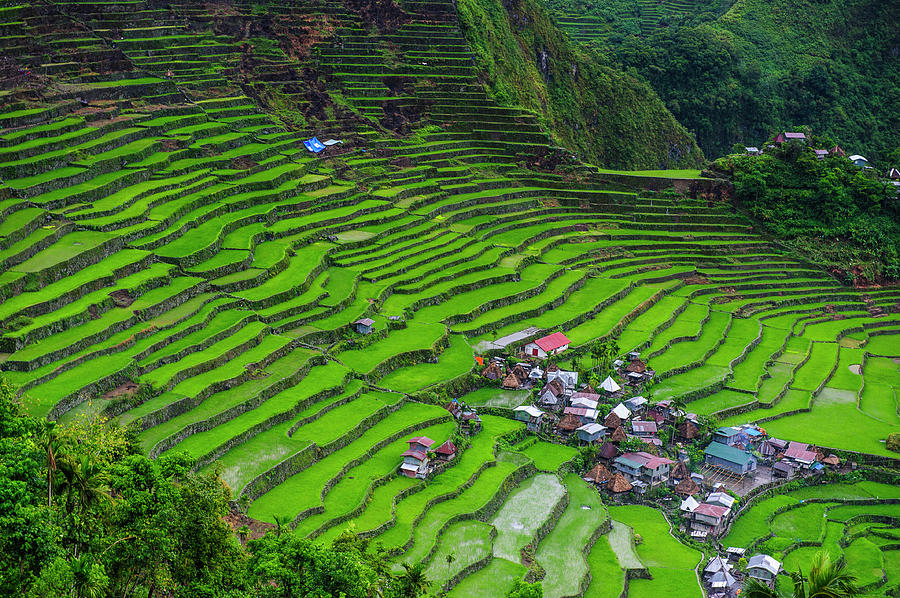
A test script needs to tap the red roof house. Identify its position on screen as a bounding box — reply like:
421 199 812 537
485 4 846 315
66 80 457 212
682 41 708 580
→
434 440 457 461
523 332 570 359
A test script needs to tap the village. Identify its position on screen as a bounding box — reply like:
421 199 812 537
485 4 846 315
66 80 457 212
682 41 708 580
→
394 328 852 596
746 130 900 193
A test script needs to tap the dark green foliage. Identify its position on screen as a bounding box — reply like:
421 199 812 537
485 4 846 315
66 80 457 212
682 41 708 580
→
546 0 900 161
456 0 704 169
508 579 544 597
0 375 441 597
717 144 900 280
887 433 900 454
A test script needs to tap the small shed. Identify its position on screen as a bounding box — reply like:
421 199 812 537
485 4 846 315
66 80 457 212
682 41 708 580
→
774 131 806 144
576 422 607 443
513 405 544 430
747 554 782 582
773 461 793 478
849 154 869 168
557 413 581 434
680 495 700 513
434 440 457 461
624 396 647 412
611 403 631 421
631 420 657 437
598 441 619 462
603 411 622 429
599 376 621 395
547 369 578 389
706 491 735 510
501 372 521 389
608 426 627 443
481 361 504 380
571 396 599 410
584 463 612 484
353 317 375 334
609 473 633 493
675 477 701 497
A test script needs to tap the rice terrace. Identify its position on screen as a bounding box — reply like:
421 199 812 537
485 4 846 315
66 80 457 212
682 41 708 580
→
0 0 898 596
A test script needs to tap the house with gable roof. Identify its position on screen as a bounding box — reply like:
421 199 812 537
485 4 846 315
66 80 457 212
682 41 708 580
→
747 554 782 582
400 436 434 478
513 405 545 432
613 451 674 488
523 332 570 359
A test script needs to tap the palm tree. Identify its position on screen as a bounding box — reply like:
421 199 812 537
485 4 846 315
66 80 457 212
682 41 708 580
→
273 513 291 538
57 454 111 515
743 551 860 598
397 562 430 598
40 420 63 507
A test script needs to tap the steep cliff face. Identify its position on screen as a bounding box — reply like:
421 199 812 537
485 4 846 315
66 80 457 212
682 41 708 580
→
456 0 705 170
544 0 900 161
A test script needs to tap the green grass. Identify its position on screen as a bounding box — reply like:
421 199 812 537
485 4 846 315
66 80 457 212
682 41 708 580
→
377 334 474 393
722 495 799 548
424 521 494 588
461 387 531 408
608 505 702 597
247 401 449 522
491 473 566 561
584 535 625 598
515 441 578 472
536 474 608 598
337 322 447 375
447 557 526 598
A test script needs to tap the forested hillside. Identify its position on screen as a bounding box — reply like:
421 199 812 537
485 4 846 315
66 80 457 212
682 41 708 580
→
456 0 704 169
545 0 900 161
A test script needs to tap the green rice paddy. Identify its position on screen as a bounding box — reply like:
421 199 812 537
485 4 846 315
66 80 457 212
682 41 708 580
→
2 2 899 595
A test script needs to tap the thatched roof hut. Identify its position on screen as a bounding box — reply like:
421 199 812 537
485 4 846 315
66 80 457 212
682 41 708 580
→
609 473 633 493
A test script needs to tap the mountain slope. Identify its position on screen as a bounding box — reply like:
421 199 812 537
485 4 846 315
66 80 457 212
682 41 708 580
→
545 0 900 161
456 0 704 170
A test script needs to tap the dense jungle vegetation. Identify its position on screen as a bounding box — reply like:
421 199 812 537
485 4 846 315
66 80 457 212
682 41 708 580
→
544 0 900 162
716 142 900 281
1 377 502 598
456 0 705 170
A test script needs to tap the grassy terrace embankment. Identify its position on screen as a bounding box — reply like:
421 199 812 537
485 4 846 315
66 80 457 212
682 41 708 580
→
0 0 898 595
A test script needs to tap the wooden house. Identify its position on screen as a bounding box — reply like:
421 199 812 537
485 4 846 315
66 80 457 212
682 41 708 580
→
513 405 545 432
704 442 757 475
773 131 806 144
690 503 731 536
747 554 782 582
353 317 375 334
613 451 674 488
576 422 606 443
434 440 457 461
539 378 565 407
400 436 434 478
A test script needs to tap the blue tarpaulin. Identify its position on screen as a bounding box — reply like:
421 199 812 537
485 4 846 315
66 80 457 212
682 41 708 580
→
304 137 326 153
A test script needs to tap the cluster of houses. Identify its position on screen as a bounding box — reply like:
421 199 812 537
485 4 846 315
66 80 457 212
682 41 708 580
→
703 552 782 597
746 131 900 192
399 435 458 479
703 424 840 480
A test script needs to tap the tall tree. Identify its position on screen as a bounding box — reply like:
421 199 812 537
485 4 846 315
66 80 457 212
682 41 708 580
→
743 551 860 598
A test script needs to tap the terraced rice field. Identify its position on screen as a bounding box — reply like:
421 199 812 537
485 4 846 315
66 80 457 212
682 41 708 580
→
1 0 899 595
722 481 900 595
